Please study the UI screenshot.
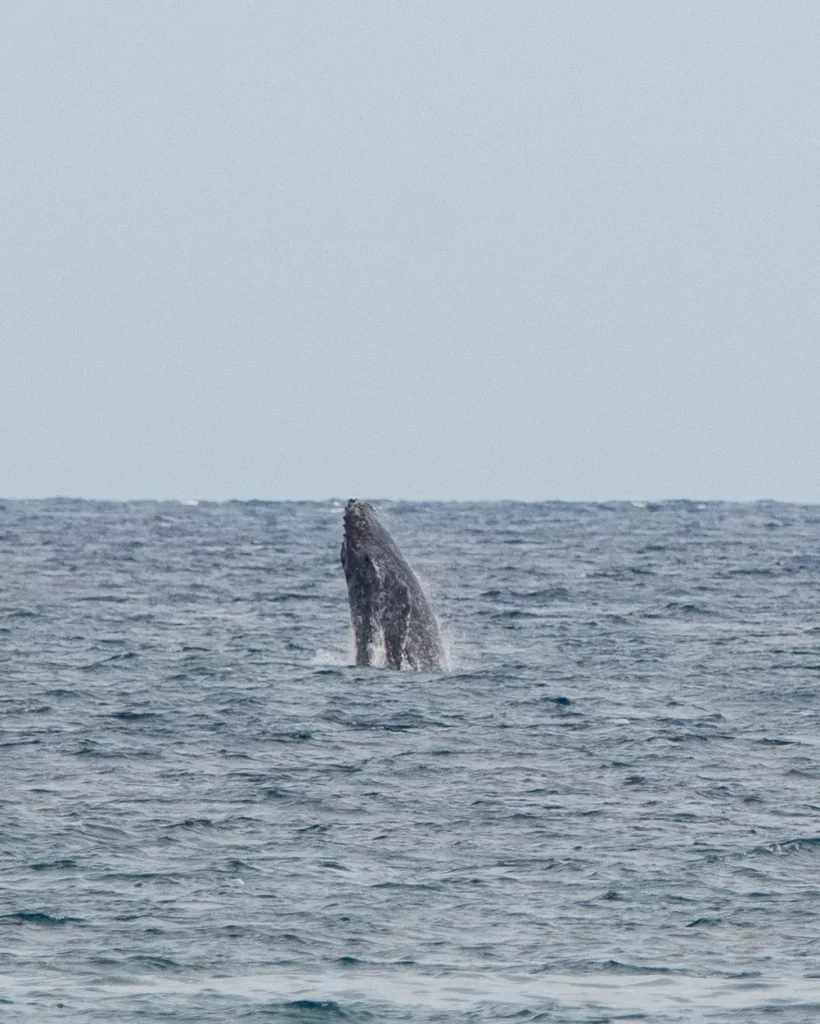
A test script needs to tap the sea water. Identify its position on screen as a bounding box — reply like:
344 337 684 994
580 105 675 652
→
2 498 820 1022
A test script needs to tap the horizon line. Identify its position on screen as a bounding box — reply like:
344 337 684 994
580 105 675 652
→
2 494 819 507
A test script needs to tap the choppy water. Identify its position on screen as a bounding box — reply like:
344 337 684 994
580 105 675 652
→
2 498 820 1022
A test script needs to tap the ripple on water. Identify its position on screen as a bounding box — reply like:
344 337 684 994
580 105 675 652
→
2 499 820 1022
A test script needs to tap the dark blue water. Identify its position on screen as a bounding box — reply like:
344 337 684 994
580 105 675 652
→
2 499 820 1021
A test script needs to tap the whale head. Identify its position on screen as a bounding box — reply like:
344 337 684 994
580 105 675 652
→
341 499 377 581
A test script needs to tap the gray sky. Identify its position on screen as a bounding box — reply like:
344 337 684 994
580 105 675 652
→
3 2 819 501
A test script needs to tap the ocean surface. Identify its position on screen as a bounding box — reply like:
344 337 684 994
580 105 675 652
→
2 498 820 1022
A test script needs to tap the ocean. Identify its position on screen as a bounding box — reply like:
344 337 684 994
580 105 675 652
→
2 498 820 1022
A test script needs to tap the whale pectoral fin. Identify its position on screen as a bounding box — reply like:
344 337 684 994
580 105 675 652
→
353 586 378 667
351 555 380 666
383 582 410 670
383 619 405 669
354 612 377 666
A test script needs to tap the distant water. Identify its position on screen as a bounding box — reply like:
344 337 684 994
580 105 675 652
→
2 498 820 1023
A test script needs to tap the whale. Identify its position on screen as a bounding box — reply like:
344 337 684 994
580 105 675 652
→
341 499 444 671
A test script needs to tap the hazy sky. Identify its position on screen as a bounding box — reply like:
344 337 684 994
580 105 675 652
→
3 2 819 501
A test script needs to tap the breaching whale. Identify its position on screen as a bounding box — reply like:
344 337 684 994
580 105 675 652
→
341 499 444 671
